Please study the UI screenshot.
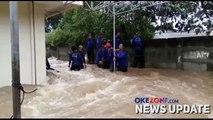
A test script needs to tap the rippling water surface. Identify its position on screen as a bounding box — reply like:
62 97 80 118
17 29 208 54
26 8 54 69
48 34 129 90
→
0 57 213 118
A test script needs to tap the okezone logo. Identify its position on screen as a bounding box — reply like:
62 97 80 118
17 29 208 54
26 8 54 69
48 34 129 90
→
135 97 179 104
135 97 211 114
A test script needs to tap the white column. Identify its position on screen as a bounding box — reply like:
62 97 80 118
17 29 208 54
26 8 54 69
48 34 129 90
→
113 4 116 72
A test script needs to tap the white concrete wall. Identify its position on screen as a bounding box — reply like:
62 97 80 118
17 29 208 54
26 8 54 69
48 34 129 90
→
19 2 34 85
33 2 46 85
0 2 12 87
0 1 46 87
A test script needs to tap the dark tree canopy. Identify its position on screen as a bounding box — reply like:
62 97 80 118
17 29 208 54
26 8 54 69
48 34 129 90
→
45 1 213 46
145 1 213 34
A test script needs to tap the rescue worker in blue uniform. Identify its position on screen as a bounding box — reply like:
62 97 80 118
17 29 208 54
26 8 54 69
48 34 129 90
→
104 43 114 72
95 42 104 68
131 34 144 68
102 42 111 69
116 43 128 72
68 46 83 71
86 33 95 64
78 45 86 69
95 42 109 69
96 33 104 49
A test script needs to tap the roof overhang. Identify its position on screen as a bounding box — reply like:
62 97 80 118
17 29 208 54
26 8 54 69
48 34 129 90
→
35 1 82 19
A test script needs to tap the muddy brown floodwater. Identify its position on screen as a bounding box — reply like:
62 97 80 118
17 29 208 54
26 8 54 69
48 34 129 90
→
0 57 213 118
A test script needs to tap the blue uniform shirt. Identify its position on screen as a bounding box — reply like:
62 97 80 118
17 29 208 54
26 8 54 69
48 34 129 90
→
95 47 106 64
86 38 95 51
79 51 85 64
69 51 83 67
107 48 114 64
132 37 143 49
116 50 128 69
96 38 104 49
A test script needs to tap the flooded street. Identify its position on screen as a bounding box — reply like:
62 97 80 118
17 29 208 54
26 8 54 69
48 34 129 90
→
0 57 213 118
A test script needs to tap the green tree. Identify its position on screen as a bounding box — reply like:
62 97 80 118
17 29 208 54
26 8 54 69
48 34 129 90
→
49 1 213 46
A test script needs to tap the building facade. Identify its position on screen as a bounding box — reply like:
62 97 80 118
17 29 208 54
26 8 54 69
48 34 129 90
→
0 1 80 87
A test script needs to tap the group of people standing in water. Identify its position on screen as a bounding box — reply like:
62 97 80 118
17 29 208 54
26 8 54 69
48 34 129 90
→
67 32 144 72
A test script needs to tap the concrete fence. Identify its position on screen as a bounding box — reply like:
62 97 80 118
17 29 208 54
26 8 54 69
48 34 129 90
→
46 36 213 72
